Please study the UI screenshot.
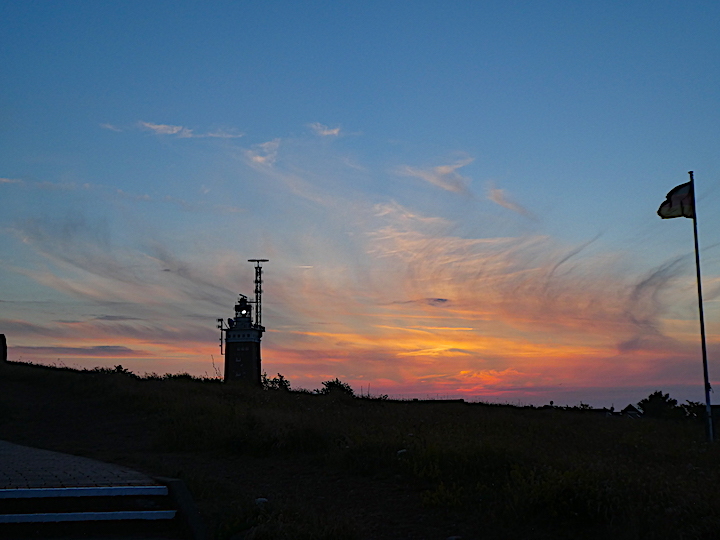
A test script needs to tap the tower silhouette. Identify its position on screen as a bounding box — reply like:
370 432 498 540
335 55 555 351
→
218 259 268 384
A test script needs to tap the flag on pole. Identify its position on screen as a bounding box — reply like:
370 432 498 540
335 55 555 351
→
658 181 694 219
657 172 713 441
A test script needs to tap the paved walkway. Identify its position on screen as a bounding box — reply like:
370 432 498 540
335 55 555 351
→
0 440 159 490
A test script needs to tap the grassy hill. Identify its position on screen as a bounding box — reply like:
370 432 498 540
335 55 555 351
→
1 360 719 539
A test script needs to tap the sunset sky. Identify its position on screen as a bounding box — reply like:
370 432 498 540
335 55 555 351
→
2 1 719 407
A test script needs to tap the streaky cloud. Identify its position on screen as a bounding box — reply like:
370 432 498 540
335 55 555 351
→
374 201 451 228
309 122 341 136
385 298 450 307
138 121 243 139
37 181 89 191
618 257 687 352
117 189 152 202
0 178 90 191
115 188 241 213
139 121 193 137
245 139 280 165
0 319 73 339
365 200 688 348
397 157 474 195
93 315 143 321
545 233 602 283
12 345 146 357
11 215 238 313
146 242 234 306
162 195 197 211
202 128 244 139
486 181 537 219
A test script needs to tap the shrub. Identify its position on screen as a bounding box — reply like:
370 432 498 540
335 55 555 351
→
638 390 683 419
316 378 355 397
163 372 196 381
87 365 137 378
261 372 291 391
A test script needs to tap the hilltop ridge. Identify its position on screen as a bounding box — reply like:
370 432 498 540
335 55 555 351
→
1 360 719 539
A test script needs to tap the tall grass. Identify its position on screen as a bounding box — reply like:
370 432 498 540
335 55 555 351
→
130 376 720 538
2 360 720 539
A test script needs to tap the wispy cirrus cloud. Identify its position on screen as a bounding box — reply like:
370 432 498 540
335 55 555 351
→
100 123 123 132
374 201 451 229
309 122 341 136
93 315 143 322
0 178 90 190
116 189 151 202
10 214 235 309
39 181 91 191
258 198 686 399
139 121 194 137
12 345 147 357
137 121 243 139
202 129 245 139
245 139 280 165
486 181 537 219
4 129 713 405
115 188 241 213
397 157 474 195
420 368 537 394
364 201 696 357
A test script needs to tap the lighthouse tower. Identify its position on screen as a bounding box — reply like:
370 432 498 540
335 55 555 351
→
218 259 268 385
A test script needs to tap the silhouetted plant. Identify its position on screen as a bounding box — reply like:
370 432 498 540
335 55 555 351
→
316 378 354 397
358 391 388 400
576 402 592 411
163 372 196 381
87 365 138 378
638 390 683 419
681 400 705 419
262 372 291 391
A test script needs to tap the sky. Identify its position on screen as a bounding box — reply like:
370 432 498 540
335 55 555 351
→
1 1 719 407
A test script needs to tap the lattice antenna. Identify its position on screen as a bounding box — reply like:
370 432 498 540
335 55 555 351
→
216 318 224 354
248 259 268 327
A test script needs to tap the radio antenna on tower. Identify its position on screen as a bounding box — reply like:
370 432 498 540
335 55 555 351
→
218 259 269 384
248 259 269 328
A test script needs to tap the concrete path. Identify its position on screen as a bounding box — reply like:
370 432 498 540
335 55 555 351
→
0 440 159 490
0 441 208 539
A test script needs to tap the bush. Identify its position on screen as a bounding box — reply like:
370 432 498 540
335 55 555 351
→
681 400 705 419
87 365 138 378
261 372 291 391
163 372 196 381
316 378 355 397
638 391 683 419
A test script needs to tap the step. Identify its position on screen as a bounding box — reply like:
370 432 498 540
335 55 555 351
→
0 441 206 538
0 486 169 499
0 510 177 524
0 485 177 524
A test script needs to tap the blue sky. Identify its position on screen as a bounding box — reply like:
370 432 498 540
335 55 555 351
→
1 1 719 406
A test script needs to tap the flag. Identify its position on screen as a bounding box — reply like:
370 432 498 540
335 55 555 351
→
658 181 694 219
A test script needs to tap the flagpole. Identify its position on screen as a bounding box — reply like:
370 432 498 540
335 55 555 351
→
689 171 714 442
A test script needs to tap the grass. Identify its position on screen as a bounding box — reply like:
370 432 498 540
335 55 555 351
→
1 360 720 539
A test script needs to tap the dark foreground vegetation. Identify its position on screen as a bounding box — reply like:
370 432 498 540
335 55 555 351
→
1 361 720 539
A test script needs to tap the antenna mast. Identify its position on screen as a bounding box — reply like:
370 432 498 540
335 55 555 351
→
248 259 269 327
216 318 224 354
